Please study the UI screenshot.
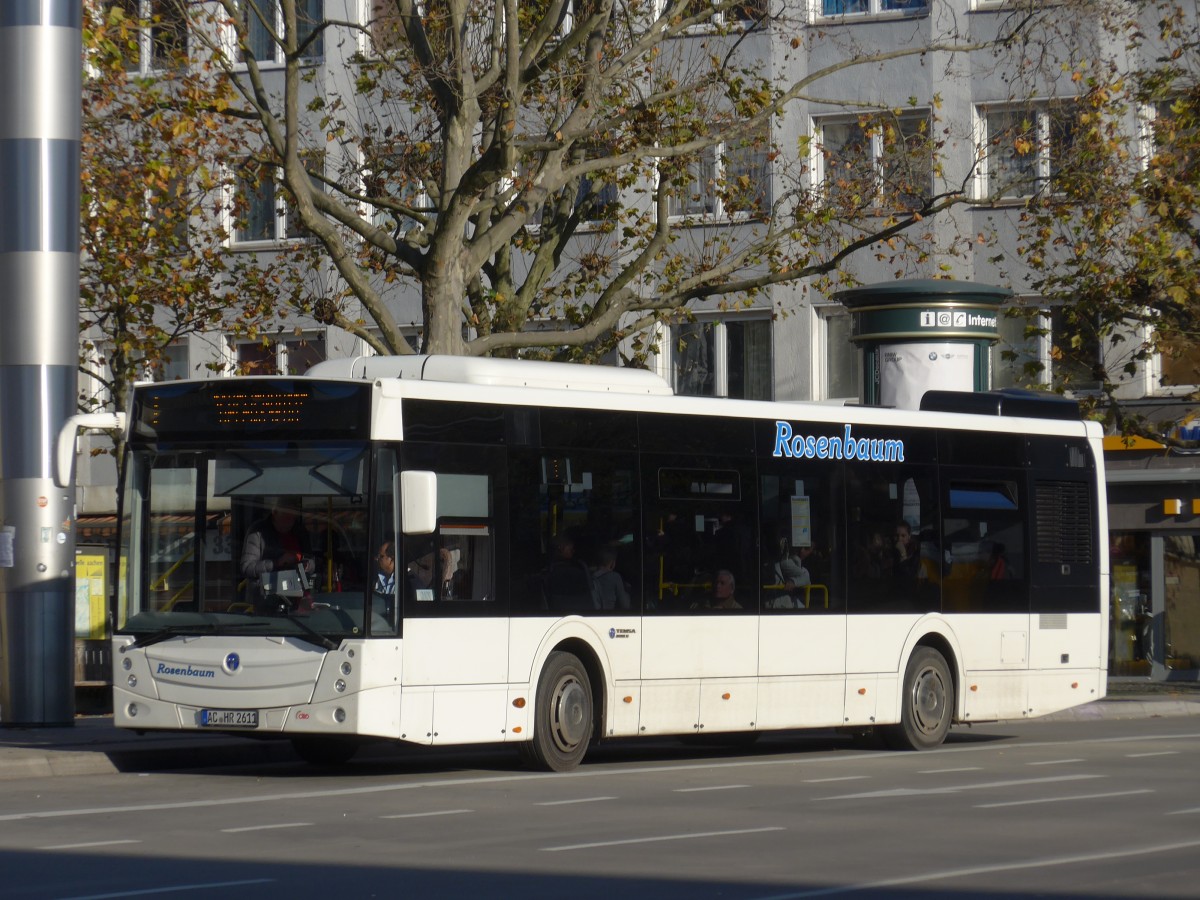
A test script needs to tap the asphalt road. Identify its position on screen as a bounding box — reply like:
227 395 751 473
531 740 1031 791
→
0 716 1197 899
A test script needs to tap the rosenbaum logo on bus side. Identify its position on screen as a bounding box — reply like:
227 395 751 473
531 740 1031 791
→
772 422 905 463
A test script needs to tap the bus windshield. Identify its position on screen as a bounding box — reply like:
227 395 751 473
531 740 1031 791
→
116 442 385 643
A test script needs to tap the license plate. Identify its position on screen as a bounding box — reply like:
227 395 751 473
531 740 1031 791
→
200 709 259 728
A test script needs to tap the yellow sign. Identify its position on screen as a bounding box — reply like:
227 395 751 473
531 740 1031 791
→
75 552 108 640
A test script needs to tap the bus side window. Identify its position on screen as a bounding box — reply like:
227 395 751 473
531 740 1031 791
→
846 465 939 614
942 478 1026 613
403 471 495 609
759 464 841 614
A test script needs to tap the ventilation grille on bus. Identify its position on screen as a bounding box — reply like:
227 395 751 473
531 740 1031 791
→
1034 481 1093 564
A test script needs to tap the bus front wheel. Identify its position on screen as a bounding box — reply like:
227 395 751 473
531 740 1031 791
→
883 646 953 751
520 651 594 772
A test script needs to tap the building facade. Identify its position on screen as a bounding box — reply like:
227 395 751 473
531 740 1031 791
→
77 0 1200 682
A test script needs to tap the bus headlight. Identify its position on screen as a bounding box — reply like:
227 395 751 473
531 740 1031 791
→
127 703 138 718
333 708 346 723
127 674 137 688
340 661 352 676
335 679 346 693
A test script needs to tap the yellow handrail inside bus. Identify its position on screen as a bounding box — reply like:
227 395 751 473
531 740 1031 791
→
150 547 194 592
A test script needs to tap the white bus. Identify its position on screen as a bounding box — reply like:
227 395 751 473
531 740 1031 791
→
93 355 1108 770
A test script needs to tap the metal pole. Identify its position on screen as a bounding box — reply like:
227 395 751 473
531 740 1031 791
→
0 0 82 725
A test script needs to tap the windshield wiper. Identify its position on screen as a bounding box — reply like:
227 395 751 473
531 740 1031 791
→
123 621 268 650
278 609 339 651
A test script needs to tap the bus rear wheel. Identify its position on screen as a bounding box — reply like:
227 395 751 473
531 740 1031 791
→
520 651 594 772
883 646 953 751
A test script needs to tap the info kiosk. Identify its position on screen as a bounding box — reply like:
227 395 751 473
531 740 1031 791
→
835 279 1008 409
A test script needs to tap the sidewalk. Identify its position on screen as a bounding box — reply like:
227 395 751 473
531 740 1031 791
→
0 682 1196 780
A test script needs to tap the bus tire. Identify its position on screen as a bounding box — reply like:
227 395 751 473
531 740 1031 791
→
521 651 594 772
883 646 953 751
291 736 360 766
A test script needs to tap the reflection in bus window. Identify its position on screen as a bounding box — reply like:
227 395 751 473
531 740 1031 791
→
509 449 639 615
759 462 842 613
941 478 1026 613
402 471 495 611
645 461 757 613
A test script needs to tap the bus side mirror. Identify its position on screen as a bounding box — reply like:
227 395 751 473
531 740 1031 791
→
55 413 126 488
400 470 437 535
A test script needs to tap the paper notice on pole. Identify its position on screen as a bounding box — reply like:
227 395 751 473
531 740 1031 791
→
0 527 13 567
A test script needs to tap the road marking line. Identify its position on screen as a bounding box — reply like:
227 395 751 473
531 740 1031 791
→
1028 758 1085 766
673 784 749 793
975 788 1153 809
747 837 1200 899
802 776 869 783
59 880 275 900
535 797 617 806
1127 751 1179 758
380 808 474 818
919 767 981 774
1166 807 1200 815
39 839 142 850
220 822 311 833
821 773 1102 801
543 826 783 852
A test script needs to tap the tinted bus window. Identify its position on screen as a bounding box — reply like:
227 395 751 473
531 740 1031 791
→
508 448 640 615
759 460 844 614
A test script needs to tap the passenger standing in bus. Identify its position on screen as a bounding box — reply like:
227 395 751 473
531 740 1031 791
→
241 497 314 579
894 521 921 580
543 534 595 611
590 546 631 611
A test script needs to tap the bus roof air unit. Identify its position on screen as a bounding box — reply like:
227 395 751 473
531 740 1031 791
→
919 388 1082 421
307 354 674 396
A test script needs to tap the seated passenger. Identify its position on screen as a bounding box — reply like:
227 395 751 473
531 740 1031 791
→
693 569 741 610
406 542 457 597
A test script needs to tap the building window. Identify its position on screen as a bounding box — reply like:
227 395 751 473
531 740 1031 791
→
667 125 771 220
1157 334 1200 391
238 0 323 64
146 173 190 250
818 0 928 17
233 153 323 244
821 308 860 400
670 319 772 400
680 0 769 28
366 0 403 54
365 150 437 234
234 334 327 375
980 104 1079 200
575 167 620 227
105 0 188 73
143 343 191 381
816 111 933 210
989 305 1102 394
233 159 276 243
991 310 1046 390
